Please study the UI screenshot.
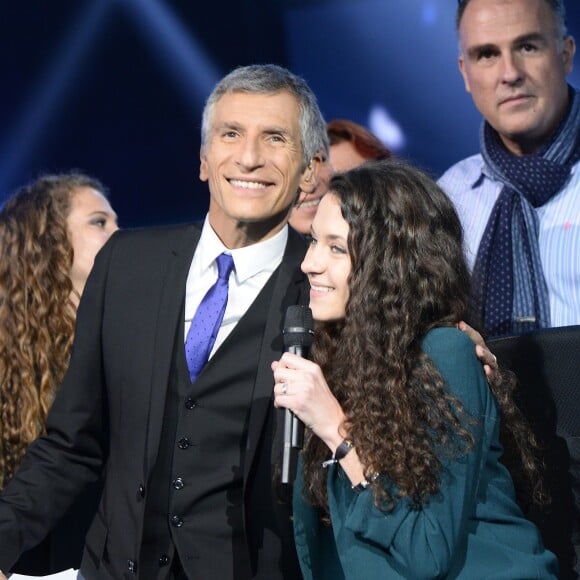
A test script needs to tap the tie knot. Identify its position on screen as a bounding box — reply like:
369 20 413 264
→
216 252 235 281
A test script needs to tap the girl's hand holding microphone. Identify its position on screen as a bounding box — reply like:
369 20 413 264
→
272 352 345 451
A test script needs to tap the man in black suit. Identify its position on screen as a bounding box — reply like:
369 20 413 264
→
0 64 327 579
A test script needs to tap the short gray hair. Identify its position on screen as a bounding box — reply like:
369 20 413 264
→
456 0 568 38
201 64 328 169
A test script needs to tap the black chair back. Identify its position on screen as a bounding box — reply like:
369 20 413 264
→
489 325 580 579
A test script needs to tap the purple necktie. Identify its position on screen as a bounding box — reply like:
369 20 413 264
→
185 252 235 383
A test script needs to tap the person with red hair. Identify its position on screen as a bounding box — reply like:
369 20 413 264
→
290 119 391 236
327 119 392 172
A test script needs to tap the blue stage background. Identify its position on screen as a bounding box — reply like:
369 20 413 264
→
1 0 579 226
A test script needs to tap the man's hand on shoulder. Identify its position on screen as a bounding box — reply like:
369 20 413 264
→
458 321 499 381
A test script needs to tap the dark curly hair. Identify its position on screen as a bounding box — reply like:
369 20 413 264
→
302 159 545 512
0 172 108 490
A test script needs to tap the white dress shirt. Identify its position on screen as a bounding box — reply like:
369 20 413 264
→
184 216 288 357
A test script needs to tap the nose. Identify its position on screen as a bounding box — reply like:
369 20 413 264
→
237 136 265 171
500 52 524 85
300 243 323 275
107 221 119 236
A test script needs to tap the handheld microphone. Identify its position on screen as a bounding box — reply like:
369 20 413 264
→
281 305 314 484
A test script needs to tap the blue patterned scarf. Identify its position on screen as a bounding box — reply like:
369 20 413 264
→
472 87 580 338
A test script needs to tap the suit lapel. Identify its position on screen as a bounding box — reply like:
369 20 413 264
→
143 224 201 476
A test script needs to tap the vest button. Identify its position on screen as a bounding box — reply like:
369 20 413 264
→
173 477 185 490
137 484 145 499
127 559 137 574
178 437 191 449
184 396 197 409
171 515 184 528
158 554 170 567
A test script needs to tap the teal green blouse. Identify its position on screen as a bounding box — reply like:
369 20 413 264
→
293 327 558 579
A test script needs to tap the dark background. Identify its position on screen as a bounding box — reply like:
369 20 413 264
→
1 0 579 227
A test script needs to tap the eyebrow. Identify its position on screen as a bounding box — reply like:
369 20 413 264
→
325 234 347 242
90 209 118 220
263 125 292 136
215 121 293 137
466 32 546 58
310 227 347 244
513 32 547 45
214 121 242 132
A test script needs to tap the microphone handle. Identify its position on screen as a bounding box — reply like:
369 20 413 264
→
281 343 307 483
288 344 306 449
281 408 294 484
291 414 304 449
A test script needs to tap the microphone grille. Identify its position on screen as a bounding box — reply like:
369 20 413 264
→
283 305 314 348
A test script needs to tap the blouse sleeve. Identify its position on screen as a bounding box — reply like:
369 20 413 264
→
331 328 495 579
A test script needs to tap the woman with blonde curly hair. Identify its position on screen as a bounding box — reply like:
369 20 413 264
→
272 159 557 579
0 172 117 574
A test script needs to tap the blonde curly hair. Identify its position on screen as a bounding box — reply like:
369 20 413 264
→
0 172 108 490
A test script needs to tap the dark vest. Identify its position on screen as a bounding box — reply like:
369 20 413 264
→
140 271 285 579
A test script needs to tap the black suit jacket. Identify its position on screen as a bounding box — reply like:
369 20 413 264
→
0 222 309 579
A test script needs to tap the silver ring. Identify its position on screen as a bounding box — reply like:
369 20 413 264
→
281 383 288 395
492 354 497 366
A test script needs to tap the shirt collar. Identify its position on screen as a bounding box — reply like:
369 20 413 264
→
198 216 288 283
472 156 488 189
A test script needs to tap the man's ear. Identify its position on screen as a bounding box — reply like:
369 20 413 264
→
299 156 320 194
458 55 471 94
562 35 576 75
200 147 208 182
